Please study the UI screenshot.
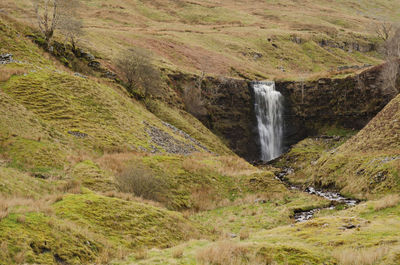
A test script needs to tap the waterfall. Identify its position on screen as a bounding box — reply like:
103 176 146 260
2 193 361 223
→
253 81 284 161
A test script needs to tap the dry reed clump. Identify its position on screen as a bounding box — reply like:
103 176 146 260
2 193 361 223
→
182 156 211 175
96 152 142 174
190 187 220 211
0 194 69 219
172 247 184 259
197 241 263 265
374 194 400 211
57 179 82 194
0 67 27 82
239 230 250 241
333 246 389 265
134 248 148 260
182 154 256 177
101 191 164 208
216 156 257 177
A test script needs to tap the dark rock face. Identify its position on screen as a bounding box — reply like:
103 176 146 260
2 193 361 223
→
202 78 260 161
318 39 376 53
168 65 397 161
275 65 396 150
166 73 260 160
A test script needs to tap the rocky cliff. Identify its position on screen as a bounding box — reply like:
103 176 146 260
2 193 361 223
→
168 65 397 161
276 64 397 150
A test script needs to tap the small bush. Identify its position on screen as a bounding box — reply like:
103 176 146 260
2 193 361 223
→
116 165 166 202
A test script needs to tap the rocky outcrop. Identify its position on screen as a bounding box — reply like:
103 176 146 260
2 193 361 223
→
168 64 397 161
275 64 397 149
318 39 376 53
167 73 260 160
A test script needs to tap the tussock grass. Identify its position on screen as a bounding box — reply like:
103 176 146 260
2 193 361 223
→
0 67 27 82
333 246 389 265
196 241 252 265
374 194 400 211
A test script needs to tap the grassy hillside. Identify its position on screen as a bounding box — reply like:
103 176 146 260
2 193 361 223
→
311 94 400 198
0 14 274 263
3 0 400 79
113 195 400 265
1 13 337 264
1 2 400 265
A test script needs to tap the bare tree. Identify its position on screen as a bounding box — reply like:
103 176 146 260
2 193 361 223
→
58 0 83 51
116 48 163 98
375 21 394 41
33 0 81 47
381 27 400 95
33 0 60 44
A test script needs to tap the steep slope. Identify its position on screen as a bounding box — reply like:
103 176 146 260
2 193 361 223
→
3 0 399 78
311 93 400 198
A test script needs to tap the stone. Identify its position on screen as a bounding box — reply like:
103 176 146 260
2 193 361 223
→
68 131 89 138
74 72 87 79
88 61 101 69
0 53 13 64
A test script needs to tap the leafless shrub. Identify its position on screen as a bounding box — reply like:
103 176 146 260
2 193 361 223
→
59 7 83 51
183 72 208 118
374 21 395 41
32 0 82 46
183 73 225 118
115 48 163 98
116 165 166 202
381 26 400 95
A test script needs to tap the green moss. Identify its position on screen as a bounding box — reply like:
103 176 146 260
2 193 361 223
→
72 160 117 193
2 137 67 175
0 212 101 265
53 193 201 249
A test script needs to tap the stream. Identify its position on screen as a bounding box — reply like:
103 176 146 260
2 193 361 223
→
275 168 359 222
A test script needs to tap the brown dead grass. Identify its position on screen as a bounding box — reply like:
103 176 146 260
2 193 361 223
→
196 241 265 265
333 246 389 265
96 152 144 174
216 156 257 177
172 247 184 259
0 67 27 82
374 194 400 211
196 241 249 265
101 191 164 208
0 193 74 219
182 154 257 177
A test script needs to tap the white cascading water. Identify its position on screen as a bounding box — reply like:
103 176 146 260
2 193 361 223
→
253 81 284 161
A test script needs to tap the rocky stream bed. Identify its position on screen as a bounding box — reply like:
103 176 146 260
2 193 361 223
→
275 168 359 222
